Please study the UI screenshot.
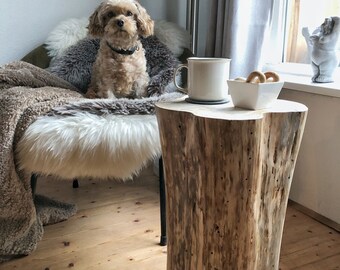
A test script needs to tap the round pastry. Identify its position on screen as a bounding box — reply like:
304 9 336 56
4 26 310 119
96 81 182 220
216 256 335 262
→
246 71 266 83
264 71 280 82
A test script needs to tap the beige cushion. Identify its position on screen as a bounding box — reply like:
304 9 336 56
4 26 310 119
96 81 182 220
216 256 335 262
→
21 45 51 69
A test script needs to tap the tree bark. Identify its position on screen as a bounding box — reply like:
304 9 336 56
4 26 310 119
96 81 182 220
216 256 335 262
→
156 99 307 270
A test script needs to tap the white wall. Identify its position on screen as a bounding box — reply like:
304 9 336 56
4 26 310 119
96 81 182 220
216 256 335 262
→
279 89 340 225
0 0 102 65
0 0 210 65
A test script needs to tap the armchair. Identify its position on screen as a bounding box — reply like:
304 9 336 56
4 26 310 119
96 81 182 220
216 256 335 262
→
0 18 190 261
21 20 190 245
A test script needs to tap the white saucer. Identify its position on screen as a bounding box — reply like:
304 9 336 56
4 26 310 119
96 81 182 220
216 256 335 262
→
185 97 230 105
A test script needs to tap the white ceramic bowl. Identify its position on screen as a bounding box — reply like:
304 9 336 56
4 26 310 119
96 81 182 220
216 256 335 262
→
227 80 284 110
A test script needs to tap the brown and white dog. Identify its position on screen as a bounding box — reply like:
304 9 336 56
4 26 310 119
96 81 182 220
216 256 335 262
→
85 0 154 99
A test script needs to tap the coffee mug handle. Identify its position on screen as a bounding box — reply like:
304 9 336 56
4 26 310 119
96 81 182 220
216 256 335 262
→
173 64 188 93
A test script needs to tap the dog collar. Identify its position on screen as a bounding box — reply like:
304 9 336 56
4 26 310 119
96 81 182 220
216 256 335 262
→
106 41 138 55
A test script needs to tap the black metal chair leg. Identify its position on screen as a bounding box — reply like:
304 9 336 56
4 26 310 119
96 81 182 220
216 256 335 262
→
72 179 79 188
159 157 167 246
31 173 38 198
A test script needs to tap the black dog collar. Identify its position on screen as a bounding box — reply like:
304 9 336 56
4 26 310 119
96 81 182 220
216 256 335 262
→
106 41 138 55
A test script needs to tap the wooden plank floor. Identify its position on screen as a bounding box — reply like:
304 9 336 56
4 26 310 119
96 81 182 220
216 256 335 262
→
2 164 339 270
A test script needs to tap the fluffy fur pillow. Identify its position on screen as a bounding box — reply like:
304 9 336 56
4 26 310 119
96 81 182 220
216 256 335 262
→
45 17 89 59
47 35 180 96
154 20 190 58
47 38 99 93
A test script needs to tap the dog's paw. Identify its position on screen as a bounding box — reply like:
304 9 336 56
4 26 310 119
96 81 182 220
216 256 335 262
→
84 88 98 99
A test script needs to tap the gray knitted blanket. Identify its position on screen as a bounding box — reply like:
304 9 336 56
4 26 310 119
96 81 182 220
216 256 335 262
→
0 61 183 262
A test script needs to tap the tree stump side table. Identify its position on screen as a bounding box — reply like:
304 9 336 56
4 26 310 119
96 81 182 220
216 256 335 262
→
155 97 308 270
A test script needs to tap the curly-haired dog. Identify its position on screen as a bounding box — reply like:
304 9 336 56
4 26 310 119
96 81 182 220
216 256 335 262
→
85 0 154 99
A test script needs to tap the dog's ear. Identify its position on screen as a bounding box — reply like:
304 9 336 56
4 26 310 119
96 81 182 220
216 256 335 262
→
88 2 106 37
134 1 154 38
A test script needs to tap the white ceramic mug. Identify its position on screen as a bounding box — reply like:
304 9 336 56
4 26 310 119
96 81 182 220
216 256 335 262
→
173 57 231 101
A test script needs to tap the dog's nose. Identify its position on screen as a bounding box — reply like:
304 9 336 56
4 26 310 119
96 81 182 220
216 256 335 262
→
117 20 124 27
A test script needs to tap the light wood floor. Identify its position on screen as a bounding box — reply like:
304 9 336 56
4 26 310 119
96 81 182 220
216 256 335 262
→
2 165 340 270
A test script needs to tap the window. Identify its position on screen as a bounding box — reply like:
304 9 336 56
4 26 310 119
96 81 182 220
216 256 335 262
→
263 0 340 79
284 0 340 64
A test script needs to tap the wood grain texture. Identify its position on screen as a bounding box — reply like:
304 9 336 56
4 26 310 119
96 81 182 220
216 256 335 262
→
156 105 307 270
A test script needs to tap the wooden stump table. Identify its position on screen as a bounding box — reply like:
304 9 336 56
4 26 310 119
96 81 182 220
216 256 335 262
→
155 97 308 270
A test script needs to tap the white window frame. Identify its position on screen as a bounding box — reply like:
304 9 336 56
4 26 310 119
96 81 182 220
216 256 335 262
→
263 0 340 94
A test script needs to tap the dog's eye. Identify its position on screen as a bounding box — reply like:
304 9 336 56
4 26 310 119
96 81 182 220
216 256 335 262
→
107 11 115 18
127 11 133 16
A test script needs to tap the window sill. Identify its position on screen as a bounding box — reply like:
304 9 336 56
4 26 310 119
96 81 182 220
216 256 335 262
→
263 63 340 98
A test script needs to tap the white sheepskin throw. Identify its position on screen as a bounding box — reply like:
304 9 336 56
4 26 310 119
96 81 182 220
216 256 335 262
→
44 18 189 59
154 20 190 57
45 17 89 58
17 114 161 180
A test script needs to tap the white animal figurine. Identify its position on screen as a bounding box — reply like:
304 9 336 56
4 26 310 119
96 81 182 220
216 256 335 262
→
302 16 340 83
